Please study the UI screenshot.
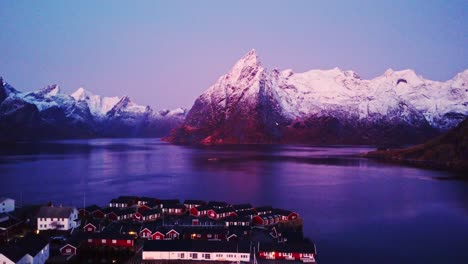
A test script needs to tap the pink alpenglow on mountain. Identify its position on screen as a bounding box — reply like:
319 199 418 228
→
167 50 468 145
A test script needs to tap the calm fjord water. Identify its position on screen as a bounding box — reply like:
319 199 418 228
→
1 138 467 264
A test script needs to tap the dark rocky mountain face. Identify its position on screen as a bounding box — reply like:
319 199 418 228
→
365 118 468 172
168 50 460 145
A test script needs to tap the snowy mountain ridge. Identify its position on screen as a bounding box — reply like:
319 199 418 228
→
201 49 467 130
170 49 467 145
0 79 187 140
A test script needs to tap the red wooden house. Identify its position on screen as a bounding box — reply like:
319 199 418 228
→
183 199 206 209
137 201 158 212
79 205 101 217
83 222 98 233
109 197 135 208
60 243 78 256
272 209 299 222
161 204 185 215
254 206 273 215
258 241 316 262
85 233 134 248
140 209 161 221
151 231 165 240
92 209 105 219
165 228 180 240
207 201 229 209
139 227 152 239
190 205 217 217
105 208 135 221
207 207 237 220
60 234 84 256
253 213 280 226
137 197 157 206
223 215 251 227
233 204 253 212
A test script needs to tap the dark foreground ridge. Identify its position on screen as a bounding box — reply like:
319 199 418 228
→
364 118 468 173
0 196 317 264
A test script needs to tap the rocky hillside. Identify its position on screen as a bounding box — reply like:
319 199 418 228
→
364 118 468 172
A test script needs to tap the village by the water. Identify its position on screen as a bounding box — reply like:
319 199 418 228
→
0 196 317 263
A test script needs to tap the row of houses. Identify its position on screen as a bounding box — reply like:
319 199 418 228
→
80 218 249 241
80 197 299 228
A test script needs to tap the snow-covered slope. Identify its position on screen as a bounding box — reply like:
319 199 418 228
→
71 87 120 116
170 49 467 145
0 79 186 140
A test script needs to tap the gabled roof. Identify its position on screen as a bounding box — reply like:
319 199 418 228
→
213 207 236 214
83 205 101 212
140 208 161 217
0 197 14 203
183 199 206 205
118 196 139 201
115 208 136 216
144 201 158 208
37 206 75 218
110 198 131 204
101 207 118 215
236 209 258 217
163 203 185 209
194 204 213 211
233 203 253 210
272 208 295 216
83 218 102 229
255 206 273 212
207 201 229 208
157 199 180 205
138 197 157 203
0 234 48 262
0 213 22 230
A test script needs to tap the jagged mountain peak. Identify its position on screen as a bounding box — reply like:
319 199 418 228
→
71 87 92 100
227 49 262 81
171 51 468 145
28 84 61 98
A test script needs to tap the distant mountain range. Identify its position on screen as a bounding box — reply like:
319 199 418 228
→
1 50 467 144
364 119 468 172
0 78 186 141
167 50 467 145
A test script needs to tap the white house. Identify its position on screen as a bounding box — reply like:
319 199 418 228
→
0 197 15 213
143 240 250 262
37 206 80 231
0 234 49 264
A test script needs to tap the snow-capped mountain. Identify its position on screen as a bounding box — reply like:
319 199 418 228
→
169 49 467 145
71 87 120 117
0 78 186 140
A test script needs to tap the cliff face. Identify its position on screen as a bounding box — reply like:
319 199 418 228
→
168 50 467 145
364 118 468 172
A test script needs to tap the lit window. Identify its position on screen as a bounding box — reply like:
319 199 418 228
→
102 239 106 243
112 240 117 244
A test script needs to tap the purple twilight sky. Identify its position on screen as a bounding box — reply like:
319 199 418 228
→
0 0 467 109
